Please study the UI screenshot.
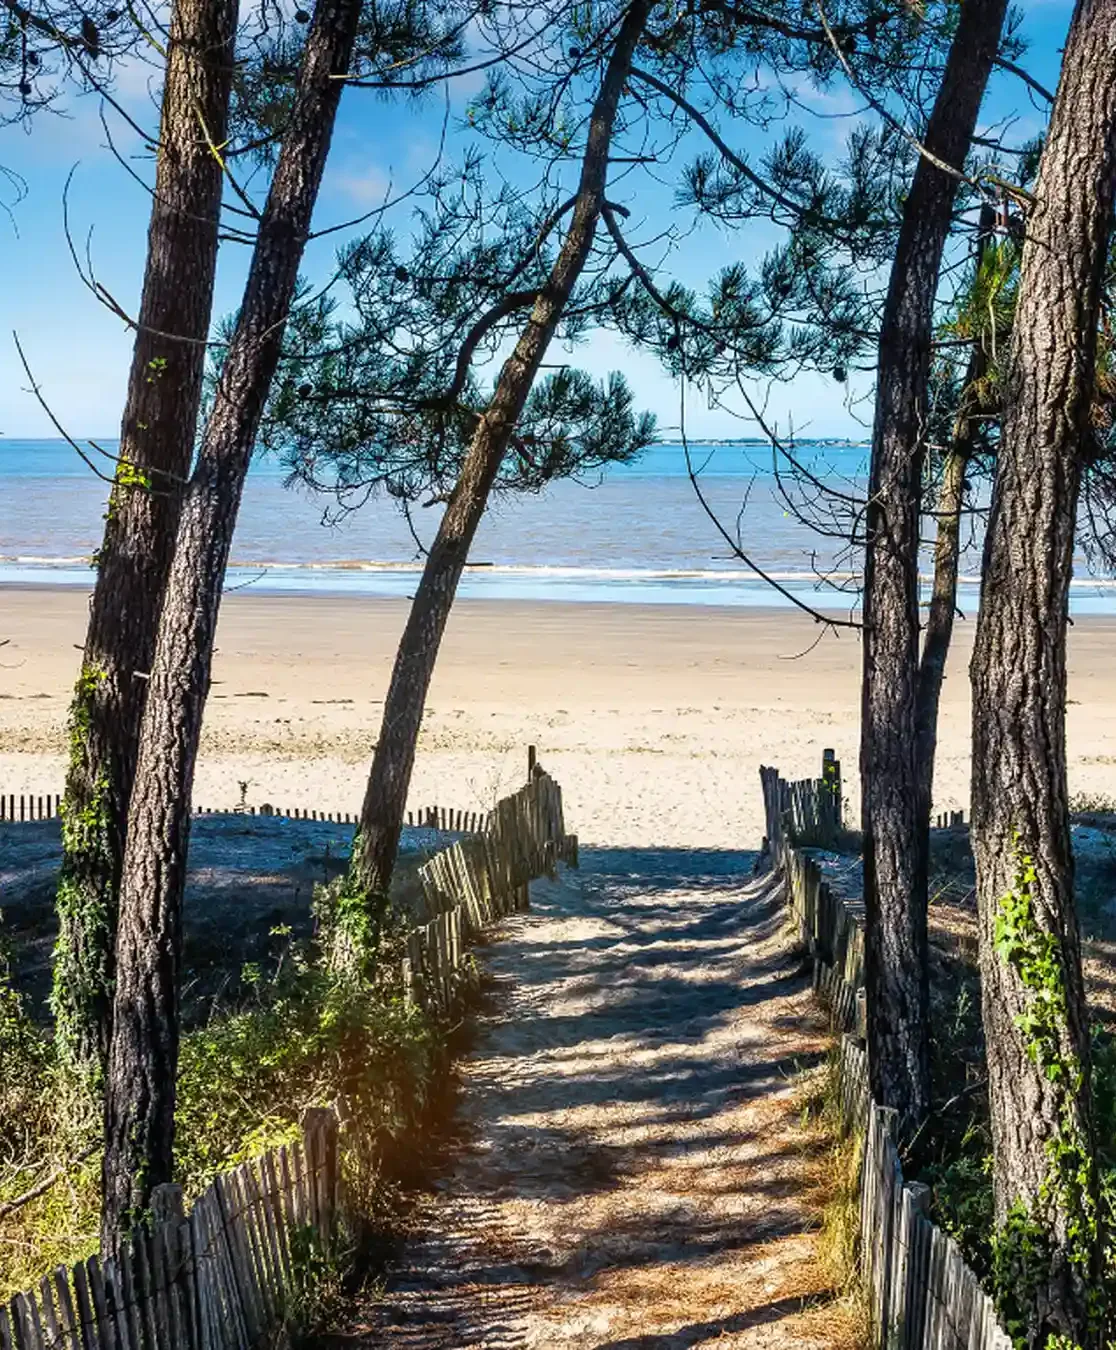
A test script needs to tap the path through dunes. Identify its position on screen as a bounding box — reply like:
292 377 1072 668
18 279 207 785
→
329 851 852 1349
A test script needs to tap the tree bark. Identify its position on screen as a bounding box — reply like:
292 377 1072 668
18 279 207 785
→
914 206 995 817
52 0 237 1077
970 0 1116 1335
859 0 1008 1138
349 0 653 900
101 0 361 1245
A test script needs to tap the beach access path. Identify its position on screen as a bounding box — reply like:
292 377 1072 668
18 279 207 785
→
327 849 852 1349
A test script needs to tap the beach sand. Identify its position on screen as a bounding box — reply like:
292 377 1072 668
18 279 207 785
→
3 586 1116 849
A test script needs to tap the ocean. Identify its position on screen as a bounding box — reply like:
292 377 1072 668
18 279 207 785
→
2 438 1114 612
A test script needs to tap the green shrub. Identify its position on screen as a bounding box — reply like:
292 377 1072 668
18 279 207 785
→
3 875 450 1301
175 939 441 1196
175 880 443 1204
0 922 100 1301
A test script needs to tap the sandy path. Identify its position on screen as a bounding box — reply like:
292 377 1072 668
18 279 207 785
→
329 849 844 1349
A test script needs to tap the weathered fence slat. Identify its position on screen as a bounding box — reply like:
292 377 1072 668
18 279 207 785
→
762 754 1009 1350
49 1269 78 1350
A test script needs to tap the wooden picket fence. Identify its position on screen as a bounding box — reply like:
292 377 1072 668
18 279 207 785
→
0 794 484 833
0 1108 339 1350
403 769 578 1013
406 805 485 833
0 793 62 821
759 750 842 853
760 757 1011 1350
935 809 967 829
2 761 576 1348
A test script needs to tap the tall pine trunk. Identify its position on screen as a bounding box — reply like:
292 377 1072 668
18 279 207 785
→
859 0 1007 1136
349 0 652 900
914 205 995 816
969 0 1116 1335
101 0 361 1244
53 0 237 1077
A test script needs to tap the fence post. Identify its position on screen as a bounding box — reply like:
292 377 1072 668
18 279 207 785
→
822 748 841 840
869 1105 899 1345
152 1184 195 1350
299 1107 339 1244
901 1182 931 1350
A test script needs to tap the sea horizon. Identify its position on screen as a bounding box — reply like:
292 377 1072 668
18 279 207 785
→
4 436 1116 612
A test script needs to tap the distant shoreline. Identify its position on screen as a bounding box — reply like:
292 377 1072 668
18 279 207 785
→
7 562 1116 615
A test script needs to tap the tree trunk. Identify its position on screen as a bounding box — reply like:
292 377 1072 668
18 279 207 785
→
914 206 996 817
970 0 1116 1335
349 0 653 900
100 0 361 1245
915 445 966 812
859 0 1008 1137
52 0 237 1078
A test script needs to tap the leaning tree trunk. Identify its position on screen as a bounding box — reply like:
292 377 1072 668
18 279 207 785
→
52 0 237 1078
859 0 1008 1137
969 0 1116 1337
101 0 361 1245
349 0 653 900
914 205 996 817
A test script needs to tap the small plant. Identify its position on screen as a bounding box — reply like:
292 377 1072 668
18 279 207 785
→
280 1222 356 1346
923 1132 995 1275
1069 792 1116 818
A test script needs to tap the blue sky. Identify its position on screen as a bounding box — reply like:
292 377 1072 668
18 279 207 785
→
0 0 1073 443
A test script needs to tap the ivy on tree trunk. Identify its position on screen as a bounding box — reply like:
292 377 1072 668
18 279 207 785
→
970 0 1116 1336
52 0 237 1078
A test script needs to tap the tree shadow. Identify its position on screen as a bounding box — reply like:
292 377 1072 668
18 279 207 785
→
592 1293 819 1348
329 842 832 1348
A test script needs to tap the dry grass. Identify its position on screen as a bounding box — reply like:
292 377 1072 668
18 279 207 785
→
789 1061 870 1350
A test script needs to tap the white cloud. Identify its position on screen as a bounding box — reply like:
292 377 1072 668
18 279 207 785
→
331 163 392 205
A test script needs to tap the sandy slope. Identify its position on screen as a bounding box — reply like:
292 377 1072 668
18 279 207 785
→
325 855 851 1349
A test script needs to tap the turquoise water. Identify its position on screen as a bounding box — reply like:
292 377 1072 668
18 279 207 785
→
2 437 1113 611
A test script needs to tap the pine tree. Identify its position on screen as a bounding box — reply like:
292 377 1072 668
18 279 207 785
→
970 0 1116 1334
52 0 238 1080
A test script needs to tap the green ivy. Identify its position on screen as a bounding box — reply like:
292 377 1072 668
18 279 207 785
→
51 665 116 1080
990 840 1106 1348
312 844 393 984
98 455 153 541
113 457 152 492
994 850 1076 1085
